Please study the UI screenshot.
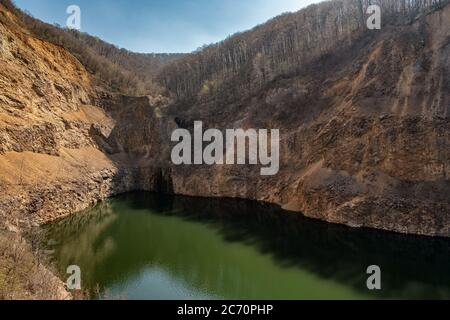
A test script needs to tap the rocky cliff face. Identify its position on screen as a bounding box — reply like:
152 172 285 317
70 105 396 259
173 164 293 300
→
0 0 449 241
158 4 450 236
0 2 163 229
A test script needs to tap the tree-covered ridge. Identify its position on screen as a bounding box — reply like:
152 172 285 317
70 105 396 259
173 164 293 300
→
69 31 183 93
157 0 449 100
0 0 183 96
1 0 447 98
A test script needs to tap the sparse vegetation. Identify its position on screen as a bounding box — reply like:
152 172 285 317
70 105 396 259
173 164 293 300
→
0 231 69 300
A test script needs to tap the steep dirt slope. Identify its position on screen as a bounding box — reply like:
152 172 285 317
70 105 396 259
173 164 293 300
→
0 1 109 225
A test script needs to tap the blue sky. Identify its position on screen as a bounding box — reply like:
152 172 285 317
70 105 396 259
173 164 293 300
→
14 0 321 53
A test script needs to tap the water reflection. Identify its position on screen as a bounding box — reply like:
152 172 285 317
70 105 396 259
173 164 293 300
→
44 192 450 300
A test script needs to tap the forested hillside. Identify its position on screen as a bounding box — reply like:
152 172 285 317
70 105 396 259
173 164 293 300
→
0 0 182 95
158 0 448 100
3 0 446 99
69 31 183 93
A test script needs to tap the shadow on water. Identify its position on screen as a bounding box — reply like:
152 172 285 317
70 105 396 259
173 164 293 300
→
44 192 450 300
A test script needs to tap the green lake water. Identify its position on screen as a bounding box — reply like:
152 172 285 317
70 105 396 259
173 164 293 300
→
43 192 450 300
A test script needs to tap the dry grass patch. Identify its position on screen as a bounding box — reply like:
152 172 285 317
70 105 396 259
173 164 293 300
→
0 231 70 300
